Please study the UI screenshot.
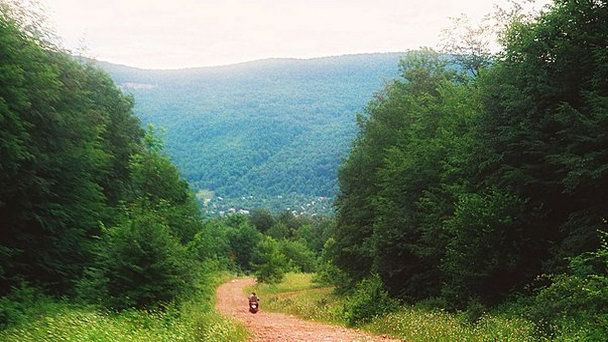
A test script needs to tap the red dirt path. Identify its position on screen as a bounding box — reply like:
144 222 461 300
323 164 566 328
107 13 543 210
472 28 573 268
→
216 278 402 342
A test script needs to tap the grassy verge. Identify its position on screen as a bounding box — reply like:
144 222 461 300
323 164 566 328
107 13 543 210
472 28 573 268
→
250 273 546 342
361 307 538 341
250 273 346 325
0 272 248 342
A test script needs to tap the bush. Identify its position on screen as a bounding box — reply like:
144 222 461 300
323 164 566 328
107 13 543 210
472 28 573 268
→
0 285 47 328
343 274 398 325
527 231 608 339
79 205 192 310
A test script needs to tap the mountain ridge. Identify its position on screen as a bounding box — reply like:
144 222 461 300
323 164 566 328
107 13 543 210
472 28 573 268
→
89 51 406 72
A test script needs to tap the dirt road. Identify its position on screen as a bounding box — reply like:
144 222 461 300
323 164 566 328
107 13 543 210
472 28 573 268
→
216 278 401 342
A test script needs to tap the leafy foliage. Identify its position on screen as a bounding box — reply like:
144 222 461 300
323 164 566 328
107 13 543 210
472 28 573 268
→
80 204 192 310
252 237 288 284
226 222 263 273
279 240 317 273
0 5 199 313
248 209 275 233
0 9 142 294
526 231 608 339
343 274 397 325
441 189 527 306
331 48 475 298
329 5 608 340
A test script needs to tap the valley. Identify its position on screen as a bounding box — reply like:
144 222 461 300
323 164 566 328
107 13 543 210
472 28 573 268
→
96 53 403 214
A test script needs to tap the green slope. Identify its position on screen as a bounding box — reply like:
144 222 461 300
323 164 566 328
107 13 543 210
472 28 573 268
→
96 53 403 214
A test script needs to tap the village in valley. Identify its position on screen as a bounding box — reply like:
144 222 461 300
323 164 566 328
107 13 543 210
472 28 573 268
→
196 189 332 217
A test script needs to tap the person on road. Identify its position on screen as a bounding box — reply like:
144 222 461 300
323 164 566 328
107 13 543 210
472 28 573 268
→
249 292 259 303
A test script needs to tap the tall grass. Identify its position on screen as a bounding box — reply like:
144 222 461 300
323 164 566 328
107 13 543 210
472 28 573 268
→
250 273 346 325
362 308 539 342
251 273 548 342
0 273 247 342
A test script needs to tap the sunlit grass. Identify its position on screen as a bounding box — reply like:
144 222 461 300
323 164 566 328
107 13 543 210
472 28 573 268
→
0 273 248 342
362 308 539 342
249 273 346 325
251 273 318 294
249 272 545 342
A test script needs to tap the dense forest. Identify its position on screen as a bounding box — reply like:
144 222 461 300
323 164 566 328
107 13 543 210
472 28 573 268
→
0 0 205 306
96 54 402 214
0 4 238 340
323 0 608 339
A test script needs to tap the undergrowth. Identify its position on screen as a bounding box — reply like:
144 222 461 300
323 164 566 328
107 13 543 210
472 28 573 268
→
0 272 247 342
250 273 571 342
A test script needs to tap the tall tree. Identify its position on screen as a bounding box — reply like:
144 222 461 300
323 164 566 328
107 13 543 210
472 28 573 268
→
477 0 608 276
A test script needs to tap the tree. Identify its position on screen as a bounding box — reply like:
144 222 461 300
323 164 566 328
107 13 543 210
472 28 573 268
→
333 49 475 299
249 209 275 233
332 1 608 307
440 14 494 76
266 222 290 240
477 0 608 277
279 240 317 273
129 125 202 243
0 5 198 307
0 12 119 293
441 190 526 306
252 237 287 284
226 223 263 271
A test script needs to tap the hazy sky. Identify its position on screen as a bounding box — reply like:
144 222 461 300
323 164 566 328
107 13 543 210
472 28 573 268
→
42 0 534 69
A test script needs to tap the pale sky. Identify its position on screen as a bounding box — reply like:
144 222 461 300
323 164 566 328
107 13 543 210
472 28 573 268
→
41 0 544 69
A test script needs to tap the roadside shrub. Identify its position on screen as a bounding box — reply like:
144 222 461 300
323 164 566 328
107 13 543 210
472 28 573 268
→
527 231 608 339
79 205 192 310
343 274 398 325
0 285 46 328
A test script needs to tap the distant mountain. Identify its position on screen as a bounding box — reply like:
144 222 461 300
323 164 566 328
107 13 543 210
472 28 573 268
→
95 53 404 214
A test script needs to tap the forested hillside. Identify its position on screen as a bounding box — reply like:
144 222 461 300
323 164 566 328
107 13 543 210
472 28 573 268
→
95 54 402 214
